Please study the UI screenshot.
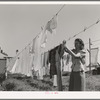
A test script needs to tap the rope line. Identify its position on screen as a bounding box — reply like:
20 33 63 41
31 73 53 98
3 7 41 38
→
66 19 100 42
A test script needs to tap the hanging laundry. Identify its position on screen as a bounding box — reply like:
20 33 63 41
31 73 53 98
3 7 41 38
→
26 45 33 77
31 38 37 54
49 44 62 78
7 57 16 72
38 68 44 80
33 31 45 79
62 52 72 72
10 57 19 74
44 51 49 75
14 46 32 77
41 15 58 48
45 15 58 34
25 45 32 76
29 41 36 77
14 53 22 74
41 30 47 48
49 48 57 78
21 48 27 75
55 46 62 90
41 53 44 68
33 32 43 72
56 43 66 90
41 52 45 76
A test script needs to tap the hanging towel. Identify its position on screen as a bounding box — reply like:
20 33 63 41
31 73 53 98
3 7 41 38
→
15 53 23 74
33 32 43 72
7 57 16 72
41 53 45 76
10 57 19 74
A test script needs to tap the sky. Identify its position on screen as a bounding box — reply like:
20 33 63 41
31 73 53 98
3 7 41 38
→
1 2 100 62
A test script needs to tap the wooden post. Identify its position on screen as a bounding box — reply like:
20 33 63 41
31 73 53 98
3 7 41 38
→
56 49 62 91
5 57 7 79
89 38 92 74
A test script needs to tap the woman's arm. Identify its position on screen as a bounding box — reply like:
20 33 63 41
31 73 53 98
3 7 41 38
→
64 46 81 58
62 40 84 58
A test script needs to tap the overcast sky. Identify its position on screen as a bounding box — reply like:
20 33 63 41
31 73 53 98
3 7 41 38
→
0 3 100 62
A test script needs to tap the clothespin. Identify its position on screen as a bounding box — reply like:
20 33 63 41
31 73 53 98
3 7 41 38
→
41 26 43 30
96 19 100 24
73 34 76 37
62 40 66 45
83 27 87 32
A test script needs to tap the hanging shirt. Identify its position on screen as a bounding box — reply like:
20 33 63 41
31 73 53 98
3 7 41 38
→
49 44 64 78
62 52 68 71
26 45 33 76
33 31 44 79
62 52 72 72
15 46 32 77
41 53 44 68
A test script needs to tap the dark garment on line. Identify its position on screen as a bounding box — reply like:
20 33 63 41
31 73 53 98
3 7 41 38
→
49 48 57 78
44 51 49 67
44 51 49 75
49 44 65 78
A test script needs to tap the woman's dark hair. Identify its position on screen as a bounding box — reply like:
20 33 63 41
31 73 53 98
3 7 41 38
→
75 38 84 50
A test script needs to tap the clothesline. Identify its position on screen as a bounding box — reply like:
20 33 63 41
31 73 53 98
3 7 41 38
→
15 31 41 58
42 18 100 54
7 5 100 68
46 19 100 53
5 4 65 72
55 4 66 16
14 4 65 59
14 4 100 59
66 19 100 42
45 37 100 57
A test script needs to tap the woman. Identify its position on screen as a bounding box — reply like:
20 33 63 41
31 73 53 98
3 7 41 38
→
64 38 86 91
